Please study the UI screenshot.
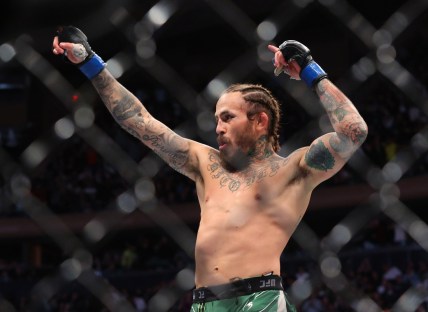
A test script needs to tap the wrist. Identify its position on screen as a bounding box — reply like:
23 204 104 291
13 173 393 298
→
78 53 106 79
300 62 328 88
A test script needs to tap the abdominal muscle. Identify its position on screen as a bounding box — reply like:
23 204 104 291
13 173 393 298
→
194 204 291 288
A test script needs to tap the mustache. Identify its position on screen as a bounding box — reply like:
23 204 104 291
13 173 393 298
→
217 136 230 145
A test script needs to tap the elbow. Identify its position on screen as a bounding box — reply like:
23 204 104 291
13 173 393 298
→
354 120 368 147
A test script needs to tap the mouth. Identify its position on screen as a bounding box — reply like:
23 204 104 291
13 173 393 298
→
217 138 228 150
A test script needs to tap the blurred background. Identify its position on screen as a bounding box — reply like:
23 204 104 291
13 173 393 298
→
0 0 428 311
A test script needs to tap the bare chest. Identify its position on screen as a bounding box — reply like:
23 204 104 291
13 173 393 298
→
203 165 282 206
205 157 284 193
200 166 290 229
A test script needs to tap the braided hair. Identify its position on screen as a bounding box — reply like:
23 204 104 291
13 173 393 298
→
223 83 282 152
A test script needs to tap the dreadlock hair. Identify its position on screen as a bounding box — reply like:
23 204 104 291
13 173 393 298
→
223 83 282 152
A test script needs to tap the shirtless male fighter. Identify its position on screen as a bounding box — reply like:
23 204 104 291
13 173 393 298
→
52 26 367 311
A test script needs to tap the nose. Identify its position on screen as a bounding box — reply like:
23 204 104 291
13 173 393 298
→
216 120 225 135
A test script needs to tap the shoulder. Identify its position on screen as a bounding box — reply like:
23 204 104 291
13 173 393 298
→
192 143 219 160
188 142 221 173
176 140 216 181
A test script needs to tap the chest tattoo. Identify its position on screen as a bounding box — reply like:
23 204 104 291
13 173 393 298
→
207 152 288 192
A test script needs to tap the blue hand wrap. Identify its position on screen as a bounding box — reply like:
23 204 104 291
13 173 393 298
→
78 53 106 79
300 62 327 88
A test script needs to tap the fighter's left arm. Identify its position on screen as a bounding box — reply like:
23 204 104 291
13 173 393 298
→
269 40 368 186
301 78 368 185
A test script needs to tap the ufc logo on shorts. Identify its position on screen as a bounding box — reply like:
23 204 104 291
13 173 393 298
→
193 290 205 300
260 278 275 288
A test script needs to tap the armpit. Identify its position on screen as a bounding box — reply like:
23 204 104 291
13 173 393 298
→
287 164 311 186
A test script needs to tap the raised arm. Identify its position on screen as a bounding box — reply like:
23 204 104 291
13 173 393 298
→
52 26 200 180
305 78 367 183
91 70 200 180
269 41 368 186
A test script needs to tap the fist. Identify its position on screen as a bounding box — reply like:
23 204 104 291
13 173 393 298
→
52 26 93 65
268 44 301 79
278 40 313 69
52 38 88 64
52 25 106 79
269 40 327 87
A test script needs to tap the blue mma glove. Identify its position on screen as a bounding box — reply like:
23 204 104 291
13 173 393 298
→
57 25 106 79
278 40 328 88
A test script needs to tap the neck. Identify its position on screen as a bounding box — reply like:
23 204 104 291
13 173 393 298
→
247 135 274 161
223 135 274 172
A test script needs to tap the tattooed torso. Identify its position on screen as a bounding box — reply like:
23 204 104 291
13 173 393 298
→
89 70 367 288
206 150 290 192
194 147 313 287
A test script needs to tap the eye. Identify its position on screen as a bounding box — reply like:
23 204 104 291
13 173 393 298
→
223 114 233 122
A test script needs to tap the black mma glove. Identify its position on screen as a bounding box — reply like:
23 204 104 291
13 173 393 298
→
278 40 327 88
56 25 106 80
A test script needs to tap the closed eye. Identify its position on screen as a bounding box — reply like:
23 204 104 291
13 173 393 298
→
222 114 233 122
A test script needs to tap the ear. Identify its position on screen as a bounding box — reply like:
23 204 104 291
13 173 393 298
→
257 112 269 130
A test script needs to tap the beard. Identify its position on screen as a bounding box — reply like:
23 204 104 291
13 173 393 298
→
220 147 249 171
219 128 258 171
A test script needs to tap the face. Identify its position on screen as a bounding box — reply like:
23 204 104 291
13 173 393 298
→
214 92 259 168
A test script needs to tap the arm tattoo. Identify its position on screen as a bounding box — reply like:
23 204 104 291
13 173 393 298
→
305 140 335 171
92 70 190 173
93 73 144 122
92 71 113 89
333 107 349 123
142 132 189 171
329 133 351 154
111 94 142 121
97 79 146 140
316 80 368 155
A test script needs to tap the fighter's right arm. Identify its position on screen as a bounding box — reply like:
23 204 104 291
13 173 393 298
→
91 69 200 180
52 26 200 180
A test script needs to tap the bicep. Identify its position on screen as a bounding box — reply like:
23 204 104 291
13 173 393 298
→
299 132 349 186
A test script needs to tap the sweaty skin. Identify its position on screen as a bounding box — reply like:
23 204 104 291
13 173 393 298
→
53 40 367 288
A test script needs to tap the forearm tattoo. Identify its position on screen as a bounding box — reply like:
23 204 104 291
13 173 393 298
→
92 71 190 172
111 95 141 121
299 80 369 172
93 73 146 139
316 80 368 153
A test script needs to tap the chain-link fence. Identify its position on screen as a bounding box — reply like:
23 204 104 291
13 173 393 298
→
0 0 428 311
